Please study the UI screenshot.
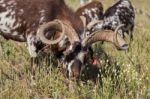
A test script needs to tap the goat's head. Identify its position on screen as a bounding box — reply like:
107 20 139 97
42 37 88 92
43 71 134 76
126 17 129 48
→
37 20 128 80
64 25 128 79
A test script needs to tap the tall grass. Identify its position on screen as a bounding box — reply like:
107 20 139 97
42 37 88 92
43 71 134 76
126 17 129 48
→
0 0 150 99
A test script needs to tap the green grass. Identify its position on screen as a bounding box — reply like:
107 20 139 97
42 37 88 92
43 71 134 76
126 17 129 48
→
0 0 150 99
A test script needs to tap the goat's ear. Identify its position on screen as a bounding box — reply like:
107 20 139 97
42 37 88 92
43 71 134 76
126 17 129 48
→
80 16 86 28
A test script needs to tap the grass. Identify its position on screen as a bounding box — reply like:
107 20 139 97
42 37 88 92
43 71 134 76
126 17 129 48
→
0 0 150 99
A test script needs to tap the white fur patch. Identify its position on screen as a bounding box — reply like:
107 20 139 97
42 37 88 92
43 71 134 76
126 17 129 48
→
0 0 19 33
67 60 74 77
59 36 67 47
1 3 6 7
77 52 85 64
0 0 4 3
91 8 98 13
68 44 73 51
39 10 46 24
7 0 16 5
0 9 16 33
27 35 37 57
0 1 25 38
92 21 103 32
84 9 93 20
121 0 130 8
83 8 99 21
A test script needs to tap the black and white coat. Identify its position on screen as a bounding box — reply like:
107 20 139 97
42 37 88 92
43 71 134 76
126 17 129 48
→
92 0 135 41
76 1 103 36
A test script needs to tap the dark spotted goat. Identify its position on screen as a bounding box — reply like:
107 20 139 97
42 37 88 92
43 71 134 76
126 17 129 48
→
78 0 135 42
103 0 135 41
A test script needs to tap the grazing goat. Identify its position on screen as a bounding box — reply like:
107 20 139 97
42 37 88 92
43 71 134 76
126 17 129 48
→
103 0 135 41
39 25 129 82
0 0 128 86
77 0 135 42
0 0 83 77
89 0 135 41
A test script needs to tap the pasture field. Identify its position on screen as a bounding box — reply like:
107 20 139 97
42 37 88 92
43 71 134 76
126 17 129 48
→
0 0 150 99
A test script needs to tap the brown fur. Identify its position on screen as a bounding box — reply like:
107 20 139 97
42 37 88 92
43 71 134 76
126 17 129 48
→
76 1 103 25
0 0 83 40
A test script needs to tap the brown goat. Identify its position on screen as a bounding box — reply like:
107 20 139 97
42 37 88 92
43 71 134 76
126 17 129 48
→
0 0 128 88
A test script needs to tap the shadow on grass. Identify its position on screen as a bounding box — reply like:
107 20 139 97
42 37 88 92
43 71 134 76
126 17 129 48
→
80 43 123 91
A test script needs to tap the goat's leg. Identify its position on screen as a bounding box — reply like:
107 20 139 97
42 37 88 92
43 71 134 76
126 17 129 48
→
129 25 134 42
130 32 133 41
27 34 39 85
30 57 39 85
66 60 82 92
129 30 133 42
127 29 134 51
30 57 35 79
30 57 38 77
128 31 133 49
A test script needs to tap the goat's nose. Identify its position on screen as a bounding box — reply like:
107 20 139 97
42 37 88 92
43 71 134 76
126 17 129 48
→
121 44 129 50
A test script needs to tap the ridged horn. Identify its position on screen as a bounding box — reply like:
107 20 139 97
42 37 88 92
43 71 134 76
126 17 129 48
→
37 20 65 44
82 24 128 50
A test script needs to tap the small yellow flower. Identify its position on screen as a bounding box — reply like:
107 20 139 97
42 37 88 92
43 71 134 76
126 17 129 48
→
71 96 75 99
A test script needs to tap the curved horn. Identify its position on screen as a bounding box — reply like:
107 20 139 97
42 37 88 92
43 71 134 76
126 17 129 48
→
38 19 80 45
113 24 129 50
113 24 125 48
37 20 65 44
82 25 128 50
80 16 86 28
